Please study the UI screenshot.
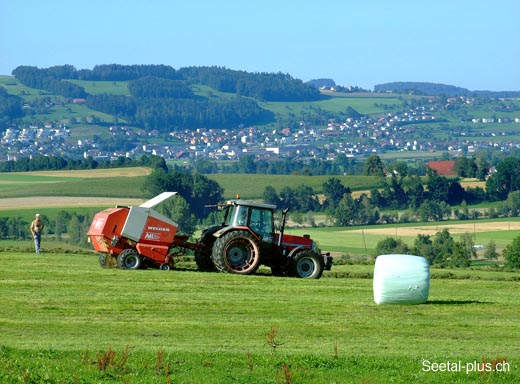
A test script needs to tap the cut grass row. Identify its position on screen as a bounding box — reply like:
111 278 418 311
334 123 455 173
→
0 252 518 383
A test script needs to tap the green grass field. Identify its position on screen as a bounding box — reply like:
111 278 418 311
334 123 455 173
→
0 252 518 383
66 79 130 95
289 218 520 256
0 168 379 200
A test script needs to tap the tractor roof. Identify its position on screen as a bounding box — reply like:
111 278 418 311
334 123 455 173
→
224 199 277 211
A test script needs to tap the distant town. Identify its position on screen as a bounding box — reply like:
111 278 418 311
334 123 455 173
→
2 95 519 163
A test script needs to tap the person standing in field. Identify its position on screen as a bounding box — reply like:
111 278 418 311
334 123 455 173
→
30 214 45 254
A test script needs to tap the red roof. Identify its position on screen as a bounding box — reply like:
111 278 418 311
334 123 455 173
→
426 160 456 176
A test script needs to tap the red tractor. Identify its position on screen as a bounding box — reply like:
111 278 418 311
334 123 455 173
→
195 197 332 278
87 192 332 278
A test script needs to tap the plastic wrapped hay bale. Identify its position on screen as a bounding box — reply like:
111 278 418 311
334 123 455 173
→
373 254 430 304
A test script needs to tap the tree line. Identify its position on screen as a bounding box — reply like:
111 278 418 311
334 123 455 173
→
85 92 272 131
261 155 520 226
0 86 24 127
0 154 167 173
12 65 304 129
10 65 323 130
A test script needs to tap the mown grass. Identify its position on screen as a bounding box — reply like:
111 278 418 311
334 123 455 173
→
0 252 518 383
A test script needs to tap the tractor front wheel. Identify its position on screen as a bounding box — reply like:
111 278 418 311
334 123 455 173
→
212 230 260 274
117 249 142 270
290 251 324 279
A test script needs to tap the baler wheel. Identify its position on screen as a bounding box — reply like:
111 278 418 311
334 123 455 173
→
159 263 171 271
290 251 324 279
99 253 116 268
98 253 110 268
117 249 142 270
212 230 260 274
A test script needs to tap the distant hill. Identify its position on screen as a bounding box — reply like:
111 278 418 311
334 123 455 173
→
374 81 520 98
307 78 336 88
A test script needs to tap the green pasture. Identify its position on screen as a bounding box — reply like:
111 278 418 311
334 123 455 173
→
207 174 380 200
0 75 49 102
0 252 518 383
0 170 380 200
290 218 520 256
0 173 146 198
259 96 404 119
66 79 130 95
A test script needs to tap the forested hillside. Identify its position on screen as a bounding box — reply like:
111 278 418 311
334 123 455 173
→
375 81 520 97
10 65 323 130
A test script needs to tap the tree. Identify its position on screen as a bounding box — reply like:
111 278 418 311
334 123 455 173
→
157 195 197 236
363 154 385 176
143 169 223 220
454 157 477 178
502 190 520 217
293 184 320 212
279 187 299 210
263 185 281 207
417 200 443 222
486 157 520 201
375 237 411 255
432 229 455 266
334 193 356 226
426 168 450 202
483 240 499 260
502 234 520 268
238 154 257 174
413 234 435 264
54 210 71 241
322 177 351 209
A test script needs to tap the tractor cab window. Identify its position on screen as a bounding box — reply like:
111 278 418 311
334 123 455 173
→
226 205 248 226
250 208 274 241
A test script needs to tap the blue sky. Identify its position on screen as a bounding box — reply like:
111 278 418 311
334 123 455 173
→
1 0 518 91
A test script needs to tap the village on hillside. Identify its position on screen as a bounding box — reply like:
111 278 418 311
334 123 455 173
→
1 96 520 163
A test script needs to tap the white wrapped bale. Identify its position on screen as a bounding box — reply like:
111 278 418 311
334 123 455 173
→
373 254 430 305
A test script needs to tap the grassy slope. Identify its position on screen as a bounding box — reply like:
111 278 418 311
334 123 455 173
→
0 252 518 383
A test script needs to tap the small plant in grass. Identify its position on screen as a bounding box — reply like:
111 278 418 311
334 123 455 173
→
96 345 130 373
278 362 292 384
246 352 254 372
155 349 164 373
266 325 284 354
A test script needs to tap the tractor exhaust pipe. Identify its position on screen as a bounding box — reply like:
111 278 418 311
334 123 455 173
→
278 208 289 247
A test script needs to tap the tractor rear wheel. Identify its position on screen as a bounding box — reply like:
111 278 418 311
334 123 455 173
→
117 249 142 270
212 230 260 274
290 251 324 279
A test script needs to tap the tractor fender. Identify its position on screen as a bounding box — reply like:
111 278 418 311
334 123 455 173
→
287 245 315 260
213 226 260 240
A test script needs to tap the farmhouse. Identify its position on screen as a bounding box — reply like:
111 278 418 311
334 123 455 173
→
426 160 456 176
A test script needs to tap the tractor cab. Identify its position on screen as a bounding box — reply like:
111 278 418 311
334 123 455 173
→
222 200 276 242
